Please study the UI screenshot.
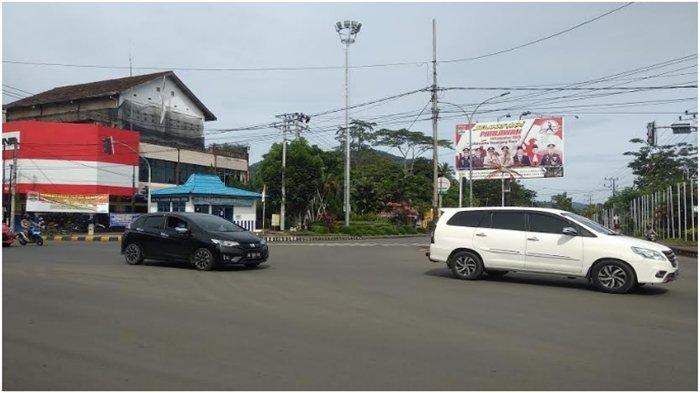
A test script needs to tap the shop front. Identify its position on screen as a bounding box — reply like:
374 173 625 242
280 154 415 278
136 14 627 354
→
151 173 261 231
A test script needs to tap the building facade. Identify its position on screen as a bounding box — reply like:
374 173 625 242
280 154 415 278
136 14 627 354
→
2 72 256 228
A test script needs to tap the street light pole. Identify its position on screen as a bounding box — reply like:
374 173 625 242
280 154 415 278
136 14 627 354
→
336 20 361 227
439 92 510 207
113 140 151 213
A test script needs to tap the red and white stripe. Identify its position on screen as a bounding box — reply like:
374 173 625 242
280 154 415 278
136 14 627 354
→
3 121 140 196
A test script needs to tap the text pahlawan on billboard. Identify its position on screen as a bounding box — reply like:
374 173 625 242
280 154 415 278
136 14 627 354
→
454 117 564 180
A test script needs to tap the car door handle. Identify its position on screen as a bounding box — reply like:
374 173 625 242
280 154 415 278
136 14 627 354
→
160 232 169 238
527 237 539 241
475 232 487 237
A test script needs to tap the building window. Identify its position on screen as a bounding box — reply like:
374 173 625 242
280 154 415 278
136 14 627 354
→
156 87 161 92
140 158 177 184
157 201 170 212
172 201 186 212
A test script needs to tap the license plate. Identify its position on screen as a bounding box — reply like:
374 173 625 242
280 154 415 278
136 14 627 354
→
247 252 261 259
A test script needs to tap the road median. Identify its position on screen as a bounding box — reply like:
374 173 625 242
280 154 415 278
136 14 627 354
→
47 233 427 243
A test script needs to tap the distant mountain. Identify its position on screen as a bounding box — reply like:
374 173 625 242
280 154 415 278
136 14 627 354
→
533 200 589 211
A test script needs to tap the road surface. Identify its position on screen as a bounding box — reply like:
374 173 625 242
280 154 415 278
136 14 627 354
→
3 238 697 390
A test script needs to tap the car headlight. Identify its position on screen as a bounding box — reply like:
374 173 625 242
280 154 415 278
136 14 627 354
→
631 246 665 260
211 239 240 247
260 238 266 245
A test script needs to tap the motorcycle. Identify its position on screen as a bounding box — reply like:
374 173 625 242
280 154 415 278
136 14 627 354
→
16 224 44 246
644 232 657 242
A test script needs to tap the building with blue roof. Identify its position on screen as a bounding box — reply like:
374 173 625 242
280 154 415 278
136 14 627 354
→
151 173 262 230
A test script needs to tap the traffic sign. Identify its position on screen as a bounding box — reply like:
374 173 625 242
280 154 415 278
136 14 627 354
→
438 177 450 194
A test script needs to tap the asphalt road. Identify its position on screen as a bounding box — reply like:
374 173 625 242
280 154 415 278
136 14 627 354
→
3 238 697 390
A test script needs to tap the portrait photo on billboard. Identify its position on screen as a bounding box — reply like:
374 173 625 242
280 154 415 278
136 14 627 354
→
454 117 564 180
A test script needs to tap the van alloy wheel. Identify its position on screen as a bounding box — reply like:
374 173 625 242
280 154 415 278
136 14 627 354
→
449 251 484 280
455 256 477 277
597 265 627 289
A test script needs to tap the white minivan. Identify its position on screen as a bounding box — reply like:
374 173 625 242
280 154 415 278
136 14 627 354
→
428 207 679 293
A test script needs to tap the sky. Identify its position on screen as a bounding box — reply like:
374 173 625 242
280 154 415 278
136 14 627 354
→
2 2 698 203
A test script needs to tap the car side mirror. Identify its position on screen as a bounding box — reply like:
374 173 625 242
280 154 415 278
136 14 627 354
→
175 227 189 234
562 227 578 236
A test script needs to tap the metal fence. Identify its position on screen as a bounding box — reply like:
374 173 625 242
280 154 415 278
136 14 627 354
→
620 180 697 241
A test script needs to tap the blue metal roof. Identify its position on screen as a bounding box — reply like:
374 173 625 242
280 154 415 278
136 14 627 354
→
151 173 261 199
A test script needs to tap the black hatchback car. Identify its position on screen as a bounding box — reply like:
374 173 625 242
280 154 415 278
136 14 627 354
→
121 212 269 271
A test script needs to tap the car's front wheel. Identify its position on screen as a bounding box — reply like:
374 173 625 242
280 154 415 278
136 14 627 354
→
591 260 636 294
449 251 484 280
124 243 144 265
191 248 216 271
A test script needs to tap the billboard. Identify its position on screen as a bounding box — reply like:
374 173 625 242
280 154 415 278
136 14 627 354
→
455 117 564 180
26 192 109 213
2 121 140 196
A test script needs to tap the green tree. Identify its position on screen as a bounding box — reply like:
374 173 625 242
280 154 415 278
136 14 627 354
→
373 128 452 174
624 139 697 189
251 138 327 227
551 192 574 211
335 119 377 152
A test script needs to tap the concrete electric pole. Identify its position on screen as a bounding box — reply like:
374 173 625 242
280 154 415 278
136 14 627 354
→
605 177 619 197
9 141 18 231
431 18 439 220
274 113 310 231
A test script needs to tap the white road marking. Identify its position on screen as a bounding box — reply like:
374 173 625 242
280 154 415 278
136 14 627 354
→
271 242 427 247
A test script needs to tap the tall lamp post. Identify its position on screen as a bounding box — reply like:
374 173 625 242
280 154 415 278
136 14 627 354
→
335 20 361 227
440 92 509 207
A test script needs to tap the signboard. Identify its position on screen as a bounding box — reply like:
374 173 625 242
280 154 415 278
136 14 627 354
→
271 214 280 227
26 191 109 213
437 177 450 194
455 117 564 180
109 213 141 227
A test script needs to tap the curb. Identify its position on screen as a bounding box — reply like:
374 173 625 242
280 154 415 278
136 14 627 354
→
667 245 698 258
50 235 121 242
47 234 427 243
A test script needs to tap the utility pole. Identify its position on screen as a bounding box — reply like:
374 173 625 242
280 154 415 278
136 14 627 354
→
605 177 618 197
9 141 18 231
274 113 310 232
431 18 439 220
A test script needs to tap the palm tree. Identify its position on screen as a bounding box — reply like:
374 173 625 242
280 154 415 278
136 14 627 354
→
438 162 454 181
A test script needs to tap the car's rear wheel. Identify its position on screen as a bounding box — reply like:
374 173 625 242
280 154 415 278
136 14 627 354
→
124 243 144 265
449 250 484 280
591 260 636 294
192 248 216 271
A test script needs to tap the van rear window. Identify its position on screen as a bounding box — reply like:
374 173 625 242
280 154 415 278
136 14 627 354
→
446 211 486 227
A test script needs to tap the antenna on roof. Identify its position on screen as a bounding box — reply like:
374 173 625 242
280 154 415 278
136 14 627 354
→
128 39 133 77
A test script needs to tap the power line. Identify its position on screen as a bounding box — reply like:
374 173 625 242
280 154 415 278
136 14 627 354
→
2 3 634 73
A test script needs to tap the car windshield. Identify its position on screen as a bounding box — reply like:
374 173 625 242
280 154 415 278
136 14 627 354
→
561 212 616 235
192 215 244 232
